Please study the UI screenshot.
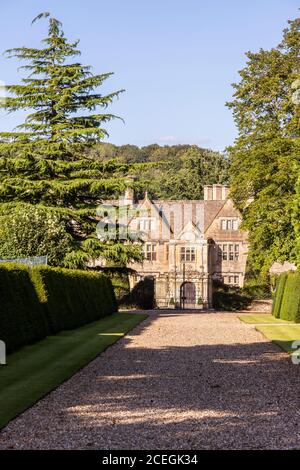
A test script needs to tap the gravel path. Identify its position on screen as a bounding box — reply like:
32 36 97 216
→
1 311 300 450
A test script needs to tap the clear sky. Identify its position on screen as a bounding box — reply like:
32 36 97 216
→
0 0 298 151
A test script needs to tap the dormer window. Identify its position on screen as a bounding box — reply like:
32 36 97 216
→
139 219 153 231
220 219 238 230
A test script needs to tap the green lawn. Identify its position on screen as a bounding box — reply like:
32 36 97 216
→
238 313 300 354
238 314 292 324
256 324 300 353
0 312 147 429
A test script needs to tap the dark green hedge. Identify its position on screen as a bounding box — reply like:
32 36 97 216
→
272 272 288 318
278 272 300 322
120 277 155 309
0 264 117 352
0 264 49 353
272 271 300 322
212 280 252 311
34 267 117 333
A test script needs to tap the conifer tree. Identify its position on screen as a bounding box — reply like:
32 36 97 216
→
0 13 143 267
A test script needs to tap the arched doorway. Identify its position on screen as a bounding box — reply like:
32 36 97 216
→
180 282 196 309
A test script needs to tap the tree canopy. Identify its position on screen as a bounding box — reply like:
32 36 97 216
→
227 16 300 278
0 13 144 267
88 142 230 200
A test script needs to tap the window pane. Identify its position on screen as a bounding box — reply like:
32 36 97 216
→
229 244 233 252
229 252 234 260
232 220 238 230
227 220 232 230
235 244 239 252
221 220 226 230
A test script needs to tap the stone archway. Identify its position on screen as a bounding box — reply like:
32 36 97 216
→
180 282 196 309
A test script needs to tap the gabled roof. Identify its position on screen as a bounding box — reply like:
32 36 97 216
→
177 220 204 241
102 195 229 237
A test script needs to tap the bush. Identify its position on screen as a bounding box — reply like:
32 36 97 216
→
242 282 271 300
0 264 117 352
277 271 300 322
271 272 288 318
32 266 117 333
0 205 73 266
212 281 252 311
0 264 49 352
120 276 155 309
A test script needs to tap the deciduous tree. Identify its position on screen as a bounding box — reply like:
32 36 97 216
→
227 17 300 278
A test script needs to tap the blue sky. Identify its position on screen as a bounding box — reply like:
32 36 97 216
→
0 0 298 151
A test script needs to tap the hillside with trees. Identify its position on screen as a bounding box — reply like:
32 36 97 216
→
87 142 230 200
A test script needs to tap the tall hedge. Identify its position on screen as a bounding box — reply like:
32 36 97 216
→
0 264 117 352
0 264 49 352
279 271 300 322
272 272 288 318
34 267 117 333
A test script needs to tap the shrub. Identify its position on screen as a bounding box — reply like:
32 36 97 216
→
33 266 117 333
212 281 252 311
0 205 73 266
278 272 300 322
120 276 155 309
0 264 49 352
272 272 288 318
0 264 117 352
242 282 271 300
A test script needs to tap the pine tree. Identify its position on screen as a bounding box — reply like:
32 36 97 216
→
226 17 300 279
0 13 143 267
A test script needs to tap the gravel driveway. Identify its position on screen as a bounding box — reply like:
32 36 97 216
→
1 311 300 450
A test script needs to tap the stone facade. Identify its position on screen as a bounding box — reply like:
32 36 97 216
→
104 184 248 309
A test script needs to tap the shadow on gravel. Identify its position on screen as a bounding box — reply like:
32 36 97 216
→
63 315 300 449
1 312 300 450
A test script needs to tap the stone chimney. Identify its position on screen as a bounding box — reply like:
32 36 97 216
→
122 187 134 205
204 184 229 201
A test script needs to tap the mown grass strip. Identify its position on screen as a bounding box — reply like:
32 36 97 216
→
238 314 292 324
0 312 147 429
255 324 300 354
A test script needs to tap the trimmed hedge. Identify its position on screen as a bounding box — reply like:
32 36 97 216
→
278 272 300 322
0 264 117 352
272 272 288 318
272 271 300 323
0 264 49 353
34 266 117 333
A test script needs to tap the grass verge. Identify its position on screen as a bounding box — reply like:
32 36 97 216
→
238 314 292 324
0 312 147 429
255 324 300 354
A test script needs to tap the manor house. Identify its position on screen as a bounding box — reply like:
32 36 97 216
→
103 184 248 309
